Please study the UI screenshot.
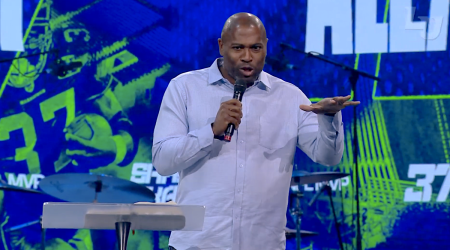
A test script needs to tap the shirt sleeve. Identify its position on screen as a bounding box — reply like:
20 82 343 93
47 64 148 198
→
296 97 345 166
152 79 214 176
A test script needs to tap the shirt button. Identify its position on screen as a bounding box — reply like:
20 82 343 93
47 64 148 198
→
239 164 243 168
240 140 244 143
237 189 241 193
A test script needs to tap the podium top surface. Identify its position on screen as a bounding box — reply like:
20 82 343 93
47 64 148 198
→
290 171 349 186
42 202 205 231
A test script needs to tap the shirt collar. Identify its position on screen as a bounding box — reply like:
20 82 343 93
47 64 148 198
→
207 58 272 90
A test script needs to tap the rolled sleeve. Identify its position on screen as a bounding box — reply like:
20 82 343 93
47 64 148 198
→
188 123 215 152
318 112 343 134
298 108 344 166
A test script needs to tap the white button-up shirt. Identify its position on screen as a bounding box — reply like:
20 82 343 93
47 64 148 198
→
152 58 344 250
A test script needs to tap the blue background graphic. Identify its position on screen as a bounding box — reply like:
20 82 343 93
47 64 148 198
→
1 0 450 249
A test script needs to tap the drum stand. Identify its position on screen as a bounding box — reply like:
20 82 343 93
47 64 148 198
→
293 185 303 250
309 182 344 250
326 184 344 250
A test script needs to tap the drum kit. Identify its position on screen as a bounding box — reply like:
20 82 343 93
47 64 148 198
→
0 174 155 250
0 170 348 250
288 171 348 250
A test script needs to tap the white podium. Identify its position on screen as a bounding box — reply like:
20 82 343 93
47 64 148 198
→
42 202 206 250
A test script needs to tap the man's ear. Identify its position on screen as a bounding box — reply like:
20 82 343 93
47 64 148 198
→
218 38 224 56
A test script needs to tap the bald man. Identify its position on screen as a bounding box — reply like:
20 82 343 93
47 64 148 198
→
152 12 359 250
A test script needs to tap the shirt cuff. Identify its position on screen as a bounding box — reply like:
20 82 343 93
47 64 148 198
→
318 111 342 132
188 123 215 150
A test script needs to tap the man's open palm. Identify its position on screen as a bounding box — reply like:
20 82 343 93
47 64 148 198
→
300 95 360 114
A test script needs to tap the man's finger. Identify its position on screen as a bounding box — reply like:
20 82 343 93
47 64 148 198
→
226 116 240 129
332 95 352 104
341 95 352 101
224 105 242 112
65 133 92 147
224 99 242 107
227 110 242 121
343 101 361 107
300 104 314 112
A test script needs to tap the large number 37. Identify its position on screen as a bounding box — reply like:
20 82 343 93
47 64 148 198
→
0 88 75 174
404 164 450 202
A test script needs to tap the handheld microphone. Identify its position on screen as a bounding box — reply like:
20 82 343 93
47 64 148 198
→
224 79 248 142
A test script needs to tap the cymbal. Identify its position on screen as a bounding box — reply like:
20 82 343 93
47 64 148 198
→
291 171 349 186
39 173 155 203
285 227 318 238
0 180 44 194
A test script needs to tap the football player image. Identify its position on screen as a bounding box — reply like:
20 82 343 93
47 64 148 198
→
0 1 166 249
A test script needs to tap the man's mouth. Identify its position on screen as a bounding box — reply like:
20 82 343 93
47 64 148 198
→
240 67 254 76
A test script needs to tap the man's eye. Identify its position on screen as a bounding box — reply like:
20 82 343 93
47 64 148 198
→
233 47 242 50
252 46 262 50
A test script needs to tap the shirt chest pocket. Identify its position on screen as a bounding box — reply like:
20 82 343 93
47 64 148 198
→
259 116 296 150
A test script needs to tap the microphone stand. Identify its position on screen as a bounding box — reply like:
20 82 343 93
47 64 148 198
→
0 49 59 64
0 49 81 79
280 43 381 250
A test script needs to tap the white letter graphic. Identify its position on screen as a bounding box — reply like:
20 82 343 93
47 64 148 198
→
305 0 353 55
0 0 24 51
355 0 388 53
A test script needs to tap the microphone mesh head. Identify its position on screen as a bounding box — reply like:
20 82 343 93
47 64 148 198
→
234 79 249 93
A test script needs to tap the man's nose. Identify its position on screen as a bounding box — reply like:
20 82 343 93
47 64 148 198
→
241 48 252 62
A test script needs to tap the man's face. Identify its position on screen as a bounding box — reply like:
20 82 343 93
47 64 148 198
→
218 25 267 83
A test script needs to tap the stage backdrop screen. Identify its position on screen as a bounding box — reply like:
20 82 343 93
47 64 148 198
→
0 0 449 249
